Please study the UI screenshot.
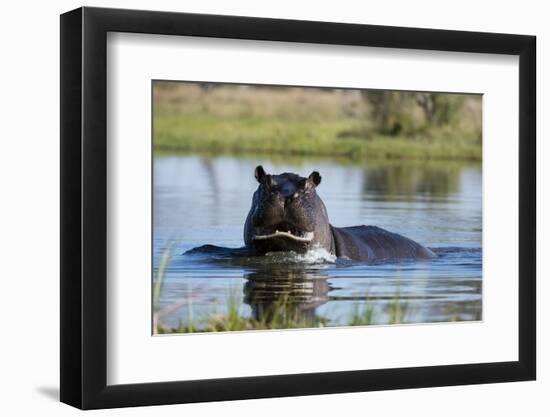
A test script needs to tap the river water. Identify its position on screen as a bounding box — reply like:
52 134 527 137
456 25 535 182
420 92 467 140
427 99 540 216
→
153 155 482 331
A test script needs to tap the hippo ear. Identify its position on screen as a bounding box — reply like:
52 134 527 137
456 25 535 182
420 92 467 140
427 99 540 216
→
307 171 322 187
254 165 267 183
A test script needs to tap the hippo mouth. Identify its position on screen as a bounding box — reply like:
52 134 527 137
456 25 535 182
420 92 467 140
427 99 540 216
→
252 224 314 243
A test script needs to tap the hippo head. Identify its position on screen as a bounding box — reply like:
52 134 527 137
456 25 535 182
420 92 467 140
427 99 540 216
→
244 165 334 255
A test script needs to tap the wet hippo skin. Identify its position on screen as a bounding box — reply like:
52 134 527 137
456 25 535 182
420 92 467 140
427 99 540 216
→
243 165 435 261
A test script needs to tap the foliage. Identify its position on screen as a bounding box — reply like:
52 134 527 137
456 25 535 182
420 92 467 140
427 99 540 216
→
360 91 468 136
152 83 482 161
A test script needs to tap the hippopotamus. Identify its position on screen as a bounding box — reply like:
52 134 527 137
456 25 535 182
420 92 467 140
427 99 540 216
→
244 166 435 261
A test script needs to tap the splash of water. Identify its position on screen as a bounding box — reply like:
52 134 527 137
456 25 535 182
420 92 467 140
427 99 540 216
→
264 244 337 265
297 245 337 264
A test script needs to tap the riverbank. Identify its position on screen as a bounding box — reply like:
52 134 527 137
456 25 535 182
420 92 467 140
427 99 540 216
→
153 83 482 161
153 115 481 161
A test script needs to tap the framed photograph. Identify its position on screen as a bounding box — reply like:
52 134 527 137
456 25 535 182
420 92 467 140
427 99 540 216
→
60 6 536 409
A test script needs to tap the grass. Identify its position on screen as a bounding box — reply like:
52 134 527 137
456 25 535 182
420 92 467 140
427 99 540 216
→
349 300 376 326
153 250 411 334
153 115 481 161
153 245 171 311
155 291 409 334
152 83 482 161
155 286 331 334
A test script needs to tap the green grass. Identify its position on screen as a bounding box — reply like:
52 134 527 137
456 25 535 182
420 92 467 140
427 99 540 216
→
153 114 481 161
349 301 376 326
153 256 411 334
153 245 171 312
152 82 482 161
155 288 331 334
155 292 409 334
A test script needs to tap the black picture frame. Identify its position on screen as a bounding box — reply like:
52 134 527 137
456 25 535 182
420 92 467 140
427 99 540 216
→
60 6 536 410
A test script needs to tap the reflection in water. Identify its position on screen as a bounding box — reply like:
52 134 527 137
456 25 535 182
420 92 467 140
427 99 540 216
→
153 155 482 332
244 269 330 325
363 162 460 197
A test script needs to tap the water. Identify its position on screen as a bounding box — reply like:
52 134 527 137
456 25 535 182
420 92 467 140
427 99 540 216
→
154 155 482 331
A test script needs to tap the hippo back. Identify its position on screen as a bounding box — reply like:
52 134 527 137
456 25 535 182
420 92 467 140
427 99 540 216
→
330 225 435 261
